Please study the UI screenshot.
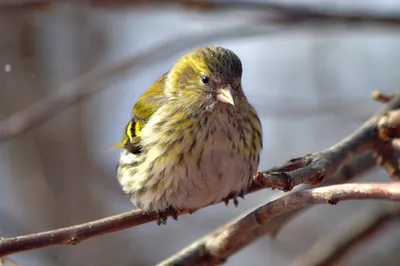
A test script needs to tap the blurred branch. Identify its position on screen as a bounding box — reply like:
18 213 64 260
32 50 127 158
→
1 1 400 139
157 183 400 266
0 237 18 266
0 24 291 141
0 256 18 266
4 1 400 27
1 91 400 257
178 0 400 26
293 203 400 266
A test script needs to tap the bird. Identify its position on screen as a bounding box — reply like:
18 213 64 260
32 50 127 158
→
115 46 263 225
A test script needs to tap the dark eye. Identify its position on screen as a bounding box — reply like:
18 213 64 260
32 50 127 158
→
201 76 210 84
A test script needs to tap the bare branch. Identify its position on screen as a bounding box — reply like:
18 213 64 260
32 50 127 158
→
157 183 400 266
1 90 399 257
293 203 400 266
239 151 378 241
255 91 400 189
0 152 377 258
0 172 285 258
372 90 394 103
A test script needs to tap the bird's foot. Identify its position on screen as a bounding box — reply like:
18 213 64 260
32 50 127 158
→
223 192 245 207
154 210 169 226
152 207 197 225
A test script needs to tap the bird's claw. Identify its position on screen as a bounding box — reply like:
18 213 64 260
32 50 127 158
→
223 192 244 208
153 207 197 225
155 211 168 225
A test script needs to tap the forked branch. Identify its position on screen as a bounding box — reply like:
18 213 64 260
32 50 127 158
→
1 91 400 258
157 183 400 266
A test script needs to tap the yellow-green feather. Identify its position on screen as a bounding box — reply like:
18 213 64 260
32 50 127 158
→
114 73 168 152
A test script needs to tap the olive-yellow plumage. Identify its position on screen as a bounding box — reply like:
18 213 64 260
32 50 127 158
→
116 46 262 223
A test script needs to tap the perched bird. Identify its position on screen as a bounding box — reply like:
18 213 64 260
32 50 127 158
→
115 46 263 224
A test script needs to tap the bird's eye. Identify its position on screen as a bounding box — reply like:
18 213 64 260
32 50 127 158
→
201 76 210 84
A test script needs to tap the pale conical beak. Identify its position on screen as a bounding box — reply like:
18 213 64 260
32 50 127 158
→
216 85 235 106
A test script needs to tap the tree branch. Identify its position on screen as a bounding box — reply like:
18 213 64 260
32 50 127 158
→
255 91 400 189
1 90 399 257
157 183 400 266
0 152 376 258
293 203 400 266
4 0 400 29
229 151 378 243
0 171 286 258
0 256 19 266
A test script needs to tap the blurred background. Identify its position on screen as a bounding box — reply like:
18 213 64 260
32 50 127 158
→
0 1 399 265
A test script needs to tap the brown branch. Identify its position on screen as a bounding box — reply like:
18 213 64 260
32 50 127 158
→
293 203 400 266
1 90 399 257
0 173 285 258
0 256 19 266
0 152 377 258
157 183 400 266
235 151 378 242
254 91 400 189
372 90 394 103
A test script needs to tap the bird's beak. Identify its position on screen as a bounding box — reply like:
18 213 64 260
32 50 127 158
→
216 85 235 106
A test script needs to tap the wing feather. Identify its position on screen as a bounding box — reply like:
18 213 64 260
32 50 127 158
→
114 73 168 153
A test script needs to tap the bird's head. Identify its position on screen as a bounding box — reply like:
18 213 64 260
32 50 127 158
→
166 46 244 111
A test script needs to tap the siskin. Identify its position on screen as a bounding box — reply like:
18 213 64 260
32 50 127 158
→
115 46 263 224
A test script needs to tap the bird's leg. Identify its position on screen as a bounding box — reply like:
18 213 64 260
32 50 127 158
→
153 207 197 225
223 191 245 207
154 211 168 226
224 198 230 206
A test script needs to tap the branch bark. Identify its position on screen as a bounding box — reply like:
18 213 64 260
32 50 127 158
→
0 174 282 258
1 90 399 257
0 152 376 258
293 203 400 266
228 151 378 242
157 183 400 266
255 91 400 189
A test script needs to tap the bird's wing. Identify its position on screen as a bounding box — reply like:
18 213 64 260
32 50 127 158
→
114 73 168 154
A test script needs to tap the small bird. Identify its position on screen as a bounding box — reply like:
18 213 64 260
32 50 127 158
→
115 46 263 224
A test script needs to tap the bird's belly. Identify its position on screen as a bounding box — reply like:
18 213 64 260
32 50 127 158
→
128 129 253 211
165 145 249 210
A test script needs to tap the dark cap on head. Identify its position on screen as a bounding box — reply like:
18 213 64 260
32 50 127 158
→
193 46 243 81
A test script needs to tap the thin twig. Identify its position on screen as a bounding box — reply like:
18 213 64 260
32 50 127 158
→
293 203 400 266
0 256 18 266
372 90 394 103
157 183 400 266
